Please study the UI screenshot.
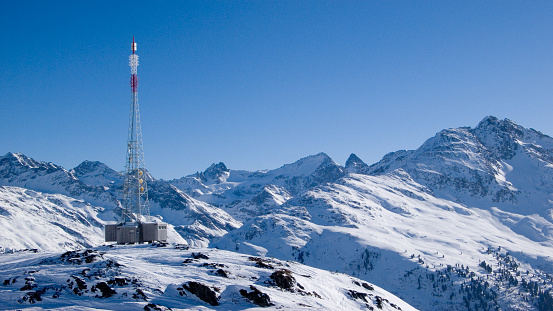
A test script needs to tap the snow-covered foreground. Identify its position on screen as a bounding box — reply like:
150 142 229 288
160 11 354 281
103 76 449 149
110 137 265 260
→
0 244 416 310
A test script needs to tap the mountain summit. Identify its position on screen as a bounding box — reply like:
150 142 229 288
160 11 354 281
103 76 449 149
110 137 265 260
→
72 160 123 187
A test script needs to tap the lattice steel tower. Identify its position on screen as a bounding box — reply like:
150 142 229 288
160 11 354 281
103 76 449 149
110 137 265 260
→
122 37 150 223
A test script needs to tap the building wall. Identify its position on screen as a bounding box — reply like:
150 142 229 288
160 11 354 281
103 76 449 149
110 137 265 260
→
104 224 118 242
158 223 168 242
116 225 139 244
142 222 168 242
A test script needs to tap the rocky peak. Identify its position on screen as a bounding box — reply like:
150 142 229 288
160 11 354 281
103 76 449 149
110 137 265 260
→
474 116 522 135
345 153 370 174
275 153 337 177
472 116 528 160
73 161 114 176
2 152 28 163
0 152 71 179
2 152 43 169
72 161 124 187
274 153 346 194
195 162 230 184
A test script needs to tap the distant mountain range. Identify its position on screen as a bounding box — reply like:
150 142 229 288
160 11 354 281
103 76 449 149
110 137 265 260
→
1 116 552 310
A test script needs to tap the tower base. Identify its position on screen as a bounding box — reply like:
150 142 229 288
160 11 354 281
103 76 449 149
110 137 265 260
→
105 221 167 244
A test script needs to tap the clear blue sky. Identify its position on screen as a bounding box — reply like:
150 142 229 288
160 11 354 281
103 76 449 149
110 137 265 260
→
2 1 553 179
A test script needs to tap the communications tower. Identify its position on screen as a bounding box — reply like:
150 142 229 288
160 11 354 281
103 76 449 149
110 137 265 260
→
105 38 167 244
122 37 149 223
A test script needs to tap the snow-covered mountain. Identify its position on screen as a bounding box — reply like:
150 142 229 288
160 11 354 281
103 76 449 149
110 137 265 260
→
2 116 553 310
147 180 241 247
168 153 345 216
366 116 553 217
0 153 120 209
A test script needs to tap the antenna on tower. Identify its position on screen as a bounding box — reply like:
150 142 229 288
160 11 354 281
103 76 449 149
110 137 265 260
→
104 38 167 245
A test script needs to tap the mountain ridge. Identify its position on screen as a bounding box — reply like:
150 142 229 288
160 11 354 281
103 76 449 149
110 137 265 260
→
365 116 553 217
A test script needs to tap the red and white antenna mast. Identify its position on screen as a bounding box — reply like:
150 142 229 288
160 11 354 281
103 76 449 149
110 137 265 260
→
122 37 149 224
104 38 167 245
130 37 138 92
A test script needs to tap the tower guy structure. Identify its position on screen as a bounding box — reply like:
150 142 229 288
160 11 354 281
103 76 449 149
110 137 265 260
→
122 37 149 223
105 38 167 244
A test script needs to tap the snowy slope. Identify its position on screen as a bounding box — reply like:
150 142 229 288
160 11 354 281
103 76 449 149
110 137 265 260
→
0 185 186 252
0 244 417 311
0 186 105 252
147 181 241 247
215 170 553 310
